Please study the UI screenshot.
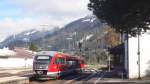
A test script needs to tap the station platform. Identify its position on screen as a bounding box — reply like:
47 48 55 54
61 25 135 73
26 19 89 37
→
0 68 33 84
0 76 29 84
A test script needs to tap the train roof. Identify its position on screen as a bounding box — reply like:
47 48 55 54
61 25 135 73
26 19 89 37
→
36 51 60 56
36 51 84 60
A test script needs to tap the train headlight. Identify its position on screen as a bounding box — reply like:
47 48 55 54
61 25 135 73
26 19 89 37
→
46 66 48 69
37 71 43 74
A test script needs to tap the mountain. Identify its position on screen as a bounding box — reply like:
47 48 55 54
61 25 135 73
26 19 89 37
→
1 15 115 64
63 15 102 32
46 15 106 51
1 27 59 48
1 15 103 49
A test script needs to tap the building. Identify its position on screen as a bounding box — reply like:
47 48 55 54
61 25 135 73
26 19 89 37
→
110 31 150 79
124 31 150 79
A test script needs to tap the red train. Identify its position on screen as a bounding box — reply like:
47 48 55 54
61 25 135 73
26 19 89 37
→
33 51 85 79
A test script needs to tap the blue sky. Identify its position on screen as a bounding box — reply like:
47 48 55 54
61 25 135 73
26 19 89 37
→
0 0 91 41
0 0 23 20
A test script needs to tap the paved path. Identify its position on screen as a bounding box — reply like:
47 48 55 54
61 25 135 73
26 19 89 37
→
0 68 33 77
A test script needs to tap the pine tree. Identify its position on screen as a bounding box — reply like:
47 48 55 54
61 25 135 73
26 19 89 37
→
88 0 150 36
29 43 38 51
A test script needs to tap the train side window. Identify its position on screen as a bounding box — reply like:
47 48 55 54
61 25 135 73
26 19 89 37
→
66 60 78 66
55 57 65 64
61 58 65 64
66 61 73 65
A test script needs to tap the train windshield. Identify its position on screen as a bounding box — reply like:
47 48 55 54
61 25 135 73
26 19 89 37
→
35 55 52 61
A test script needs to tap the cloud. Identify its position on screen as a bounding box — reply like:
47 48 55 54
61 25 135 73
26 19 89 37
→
0 17 62 40
0 0 91 40
11 0 90 19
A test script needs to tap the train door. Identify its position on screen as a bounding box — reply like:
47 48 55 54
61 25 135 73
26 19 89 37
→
54 55 67 75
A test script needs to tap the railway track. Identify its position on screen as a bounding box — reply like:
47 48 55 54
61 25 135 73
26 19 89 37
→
29 69 105 84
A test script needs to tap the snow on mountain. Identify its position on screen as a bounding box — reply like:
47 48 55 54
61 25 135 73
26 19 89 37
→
24 30 37 36
79 38 84 43
78 34 94 43
23 38 30 42
81 15 97 23
90 18 96 22
86 34 93 40
0 37 6 42
1 15 104 50
82 19 91 22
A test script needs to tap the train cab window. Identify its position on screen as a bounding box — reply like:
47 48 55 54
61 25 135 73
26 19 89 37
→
35 55 51 61
55 57 65 64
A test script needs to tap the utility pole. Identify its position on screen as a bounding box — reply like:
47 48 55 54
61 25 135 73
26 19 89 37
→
13 34 16 50
137 28 141 79
108 55 111 72
106 50 111 72
73 32 77 51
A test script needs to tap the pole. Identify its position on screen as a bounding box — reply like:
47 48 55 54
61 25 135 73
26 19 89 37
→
138 28 141 79
26 40 28 49
69 39 70 51
108 52 111 72
25 57 27 69
66 38 72 52
13 34 16 49
43 28 46 50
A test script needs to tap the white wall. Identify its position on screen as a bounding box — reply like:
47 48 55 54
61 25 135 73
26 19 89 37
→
128 32 150 78
0 58 33 69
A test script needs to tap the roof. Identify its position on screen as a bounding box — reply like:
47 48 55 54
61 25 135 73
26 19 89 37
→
13 48 33 58
36 51 58 56
108 43 125 55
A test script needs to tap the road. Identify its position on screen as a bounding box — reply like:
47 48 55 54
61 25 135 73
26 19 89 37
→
29 68 105 84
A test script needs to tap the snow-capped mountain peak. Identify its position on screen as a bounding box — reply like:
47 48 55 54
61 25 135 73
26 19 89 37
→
24 30 37 36
0 37 6 42
81 15 97 23
1 27 59 47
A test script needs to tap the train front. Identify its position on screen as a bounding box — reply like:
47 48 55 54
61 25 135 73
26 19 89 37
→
33 51 53 79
